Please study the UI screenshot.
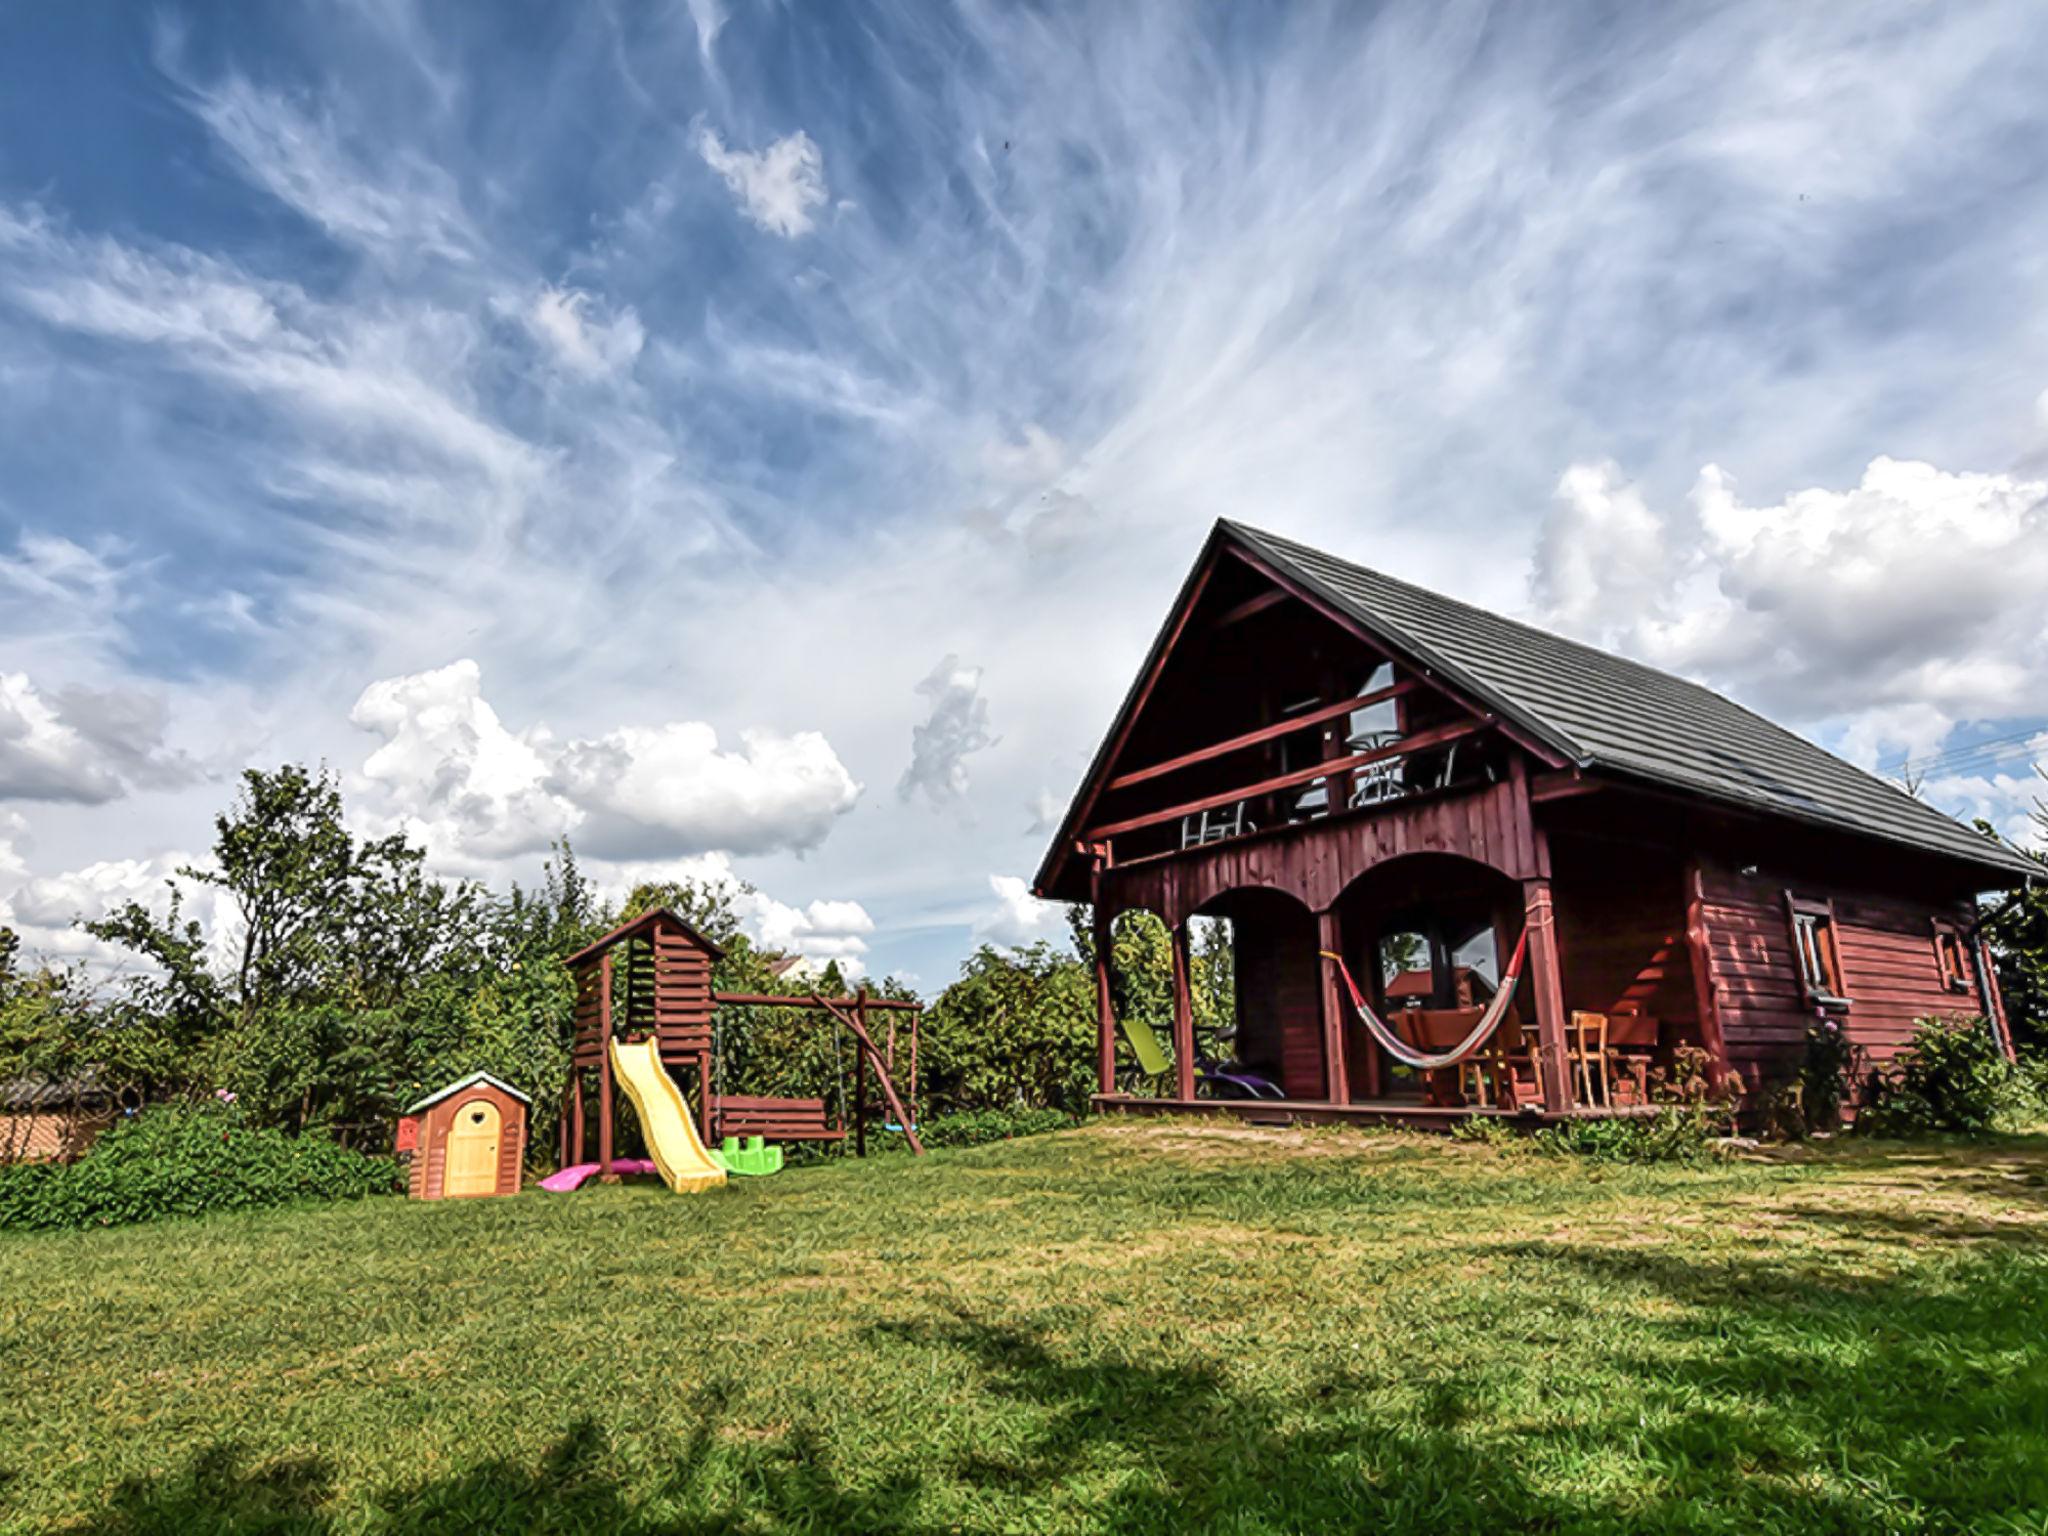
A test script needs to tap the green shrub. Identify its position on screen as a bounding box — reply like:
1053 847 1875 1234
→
1797 1014 1863 1135
919 1108 1079 1149
1857 1016 2044 1137
1448 1116 1521 1151
0 1105 403 1232
1531 1106 1726 1165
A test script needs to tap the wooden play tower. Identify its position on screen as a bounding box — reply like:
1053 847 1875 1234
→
560 908 926 1180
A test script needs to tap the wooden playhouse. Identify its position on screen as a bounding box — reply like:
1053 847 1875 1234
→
397 1071 530 1199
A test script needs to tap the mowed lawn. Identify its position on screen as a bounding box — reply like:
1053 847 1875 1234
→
4 1123 2047 1534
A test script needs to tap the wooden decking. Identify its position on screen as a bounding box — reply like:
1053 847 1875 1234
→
1092 1094 1667 1131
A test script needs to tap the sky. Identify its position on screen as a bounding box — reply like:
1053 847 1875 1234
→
2 1 2046 990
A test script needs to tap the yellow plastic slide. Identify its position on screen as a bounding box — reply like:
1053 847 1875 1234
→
607 1036 727 1193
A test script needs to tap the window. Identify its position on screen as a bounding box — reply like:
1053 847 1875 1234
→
1932 921 1973 994
1787 895 1850 1009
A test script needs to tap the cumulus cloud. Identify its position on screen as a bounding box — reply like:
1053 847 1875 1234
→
349 659 862 869
553 721 863 860
899 655 998 809
975 874 1065 949
0 847 242 974
694 126 828 237
0 673 195 805
525 285 646 378
1533 454 2048 731
1529 453 2048 844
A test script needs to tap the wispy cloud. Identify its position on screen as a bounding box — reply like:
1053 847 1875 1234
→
2 1 2046 985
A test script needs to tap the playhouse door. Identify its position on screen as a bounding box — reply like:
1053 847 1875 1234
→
445 1100 501 1196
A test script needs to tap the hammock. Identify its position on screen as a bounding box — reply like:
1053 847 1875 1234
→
1321 929 1530 1071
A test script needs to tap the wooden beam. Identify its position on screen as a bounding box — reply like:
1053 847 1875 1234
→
711 992 921 1010
1212 588 1290 627
1105 680 1420 793
808 992 925 1155
1521 875 1576 1113
1317 909 1350 1105
1170 921 1196 1101
1530 769 1605 803
597 951 616 1180
1083 717 1489 843
1092 871 1117 1098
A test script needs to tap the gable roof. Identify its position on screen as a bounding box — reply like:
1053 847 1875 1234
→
403 1071 531 1116
1036 520 2036 890
562 906 725 969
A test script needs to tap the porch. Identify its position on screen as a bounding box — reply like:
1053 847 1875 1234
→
1082 778 1714 1125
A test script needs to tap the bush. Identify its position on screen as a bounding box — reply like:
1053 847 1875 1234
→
0 1105 403 1232
1531 1106 1726 1165
918 1108 1079 1149
1858 1016 2045 1137
1797 1014 1863 1136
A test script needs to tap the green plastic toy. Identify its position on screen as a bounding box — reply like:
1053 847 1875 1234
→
713 1135 784 1176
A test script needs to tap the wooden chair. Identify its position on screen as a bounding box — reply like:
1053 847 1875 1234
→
1605 1011 1658 1106
1570 1012 1611 1107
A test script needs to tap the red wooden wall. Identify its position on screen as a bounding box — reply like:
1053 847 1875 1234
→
1695 860 1984 1097
1550 835 1699 1050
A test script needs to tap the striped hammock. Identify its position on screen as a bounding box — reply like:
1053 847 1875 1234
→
1321 928 1530 1071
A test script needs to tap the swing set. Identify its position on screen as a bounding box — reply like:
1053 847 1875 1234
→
557 908 924 1186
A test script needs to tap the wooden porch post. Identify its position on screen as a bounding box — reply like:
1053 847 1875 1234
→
1683 860 1734 1088
1091 870 1117 1099
1170 920 1197 1101
1521 878 1575 1113
569 1069 586 1165
597 951 616 1179
1316 909 1350 1105
855 988 871 1156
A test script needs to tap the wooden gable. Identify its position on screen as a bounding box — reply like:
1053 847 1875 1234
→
1034 527 1542 901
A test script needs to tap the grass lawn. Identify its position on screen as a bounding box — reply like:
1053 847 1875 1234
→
3 1121 2047 1534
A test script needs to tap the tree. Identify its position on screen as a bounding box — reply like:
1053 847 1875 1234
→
922 941 1096 1113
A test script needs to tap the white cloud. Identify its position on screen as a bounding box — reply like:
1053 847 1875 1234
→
898 655 997 808
0 674 123 803
1533 455 2048 728
554 721 863 860
0 847 242 975
525 285 646 378
0 673 196 805
694 126 828 238
179 70 477 261
975 874 1064 949
349 659 862 869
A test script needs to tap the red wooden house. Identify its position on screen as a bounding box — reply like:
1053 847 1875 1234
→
1033 521 2031 1123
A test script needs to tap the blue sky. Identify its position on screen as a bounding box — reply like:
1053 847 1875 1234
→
2 1 2045 986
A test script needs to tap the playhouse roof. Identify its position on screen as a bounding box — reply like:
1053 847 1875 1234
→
402 1071 531 1116
1035 519 2035 893
562 906 726 968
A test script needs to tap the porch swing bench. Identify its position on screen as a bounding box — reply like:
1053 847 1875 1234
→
716 1095 846 1142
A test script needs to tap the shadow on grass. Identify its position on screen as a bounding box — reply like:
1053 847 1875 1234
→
62 1218 2048 1534
1490 1233 2048 1529
74 1413 940 1536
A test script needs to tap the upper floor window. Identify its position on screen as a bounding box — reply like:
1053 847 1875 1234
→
1932 921 1973 994
1788 895 1850 1009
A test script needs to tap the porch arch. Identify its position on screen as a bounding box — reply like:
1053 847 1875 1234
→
1196 885 1325 1102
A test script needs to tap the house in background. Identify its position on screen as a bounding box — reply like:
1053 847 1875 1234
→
1034 520 2031 1123
0 1073 116 1163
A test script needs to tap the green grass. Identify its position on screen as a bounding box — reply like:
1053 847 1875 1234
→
4 1121 2047 1534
